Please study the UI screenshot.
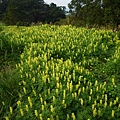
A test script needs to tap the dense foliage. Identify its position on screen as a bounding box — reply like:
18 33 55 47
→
68 0 120 30
0 25 120 119
0 0 66 25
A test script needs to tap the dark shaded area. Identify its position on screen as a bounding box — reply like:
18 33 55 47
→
0 0 66 25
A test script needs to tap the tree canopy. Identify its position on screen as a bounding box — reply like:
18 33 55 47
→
0 0 66 25
68 0 120 30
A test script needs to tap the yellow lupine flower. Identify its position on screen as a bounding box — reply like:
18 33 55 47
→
104 101 107 108
35 110 38 117
97 95 99 100
89 96 91 101
94 100 97 106
32 89 36 96
56 89 58 95
42 76 46 84
90 82 92 86
42 105 44 111
71 113 76 120
60 82 62 90
53 96 56 102
2 101 5 105
80 98 84 105
28 96 31 103
114 100 117 105
105 94 107 102
112 78 115 85
56 76 59 82
84 78 86 84
102 95 104 99
70 82 73 92
22 81 26 85
40 97 43 103
56 115 59 120
10 107 13 114
100 99 102 105
118 104 120 109
64 103 67 108
95 80 98 86
25 73 28 78
5 116 9 120
67 82 69 90
96 86 98 91
50 105 54 113
44 101 47 106
63 90 66 99
32 77 35 83
92 104 95 110
72 93 74 98
28 96 32 108
109 101 112 107
62 100 65 105
112 110 115 117
29 101 32 108
90 89 92 95
74 92 77 98
98 109 101 116
76 84 79 90
17 100 21 107
78 88 81 95
100 84 102 88
82 87 85 92
25 105 29 112
23 87 26 94
20 108 24 116
67 114 70 120
48 89 50 95
39 114 43 120
116 97 119 102
93 108 97 117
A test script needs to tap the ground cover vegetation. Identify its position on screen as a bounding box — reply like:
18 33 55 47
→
0 25 120 119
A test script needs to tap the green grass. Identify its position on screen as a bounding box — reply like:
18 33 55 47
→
0 26 21 119
0 60 20 119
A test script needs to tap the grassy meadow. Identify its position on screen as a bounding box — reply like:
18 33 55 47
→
0 25 120 120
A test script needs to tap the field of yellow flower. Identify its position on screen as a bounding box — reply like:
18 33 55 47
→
0 25 120 119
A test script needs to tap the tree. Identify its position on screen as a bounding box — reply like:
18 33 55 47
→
2 0 66 25
49 3 66 23
3 0 46 25
0 0 9 21
102 0 120 30
68 0 120 29
68 0 103 27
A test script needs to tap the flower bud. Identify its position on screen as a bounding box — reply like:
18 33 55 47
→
72 113 76 120
5 116 9 120
25 105 29 112
42 105 44 111
110 101 112 107
20 108 24 116
35 110 38 117
112 110 114 117
10 107 13 115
